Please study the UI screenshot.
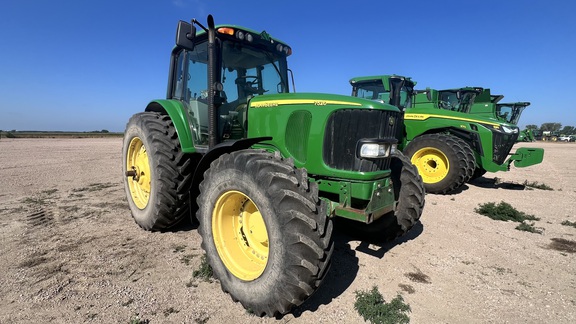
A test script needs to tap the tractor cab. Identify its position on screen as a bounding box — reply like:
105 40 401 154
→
170 20 292 149
435 87 483 113
495 102 531 125
350 75 416 110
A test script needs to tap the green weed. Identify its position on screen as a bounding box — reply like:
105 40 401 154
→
523 180 553 191
515 222 544 234
561 220 576 228
192 255 213 281
354 286 411 324
475 201 540 222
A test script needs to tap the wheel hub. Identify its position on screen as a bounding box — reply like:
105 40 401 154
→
126 137 151 209
213 190 268 281
411 147 449 184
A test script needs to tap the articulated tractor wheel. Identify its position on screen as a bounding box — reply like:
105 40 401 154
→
196 150 333 317
123 112 195 231
403 134 474 194
339 151 425 243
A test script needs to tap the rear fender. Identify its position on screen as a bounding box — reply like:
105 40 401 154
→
145 100 195 153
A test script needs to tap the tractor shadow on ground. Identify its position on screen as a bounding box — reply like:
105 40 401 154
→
353 221 424 259
467 177 526 190
290 221 424 318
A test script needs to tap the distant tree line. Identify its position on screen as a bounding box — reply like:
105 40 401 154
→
0 129 118 139
525 123 575 135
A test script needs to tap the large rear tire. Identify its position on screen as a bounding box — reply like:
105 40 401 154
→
403 134 471 194
123 112 195 231
339 151 425 242
197 150 333 317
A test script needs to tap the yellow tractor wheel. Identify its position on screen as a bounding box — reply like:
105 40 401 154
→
197 150 333 317
122 112 196 231
403 134 472 194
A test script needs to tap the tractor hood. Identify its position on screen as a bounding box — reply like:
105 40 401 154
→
249 92 400 112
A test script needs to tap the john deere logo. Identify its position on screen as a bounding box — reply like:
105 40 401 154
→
389 117 395 126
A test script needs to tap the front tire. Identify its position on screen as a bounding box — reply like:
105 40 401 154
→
403 134 472 194
123 112 195 231
197 150 333 317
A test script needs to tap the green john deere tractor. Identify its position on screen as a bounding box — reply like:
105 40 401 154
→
123 16 424 316
349 75 544 194
517 128 536 142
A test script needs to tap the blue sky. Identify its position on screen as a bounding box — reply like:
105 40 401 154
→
1 0 574 132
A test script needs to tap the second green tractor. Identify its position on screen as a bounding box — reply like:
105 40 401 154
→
350 75 544 194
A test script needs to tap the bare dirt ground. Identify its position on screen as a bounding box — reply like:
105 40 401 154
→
0 138 574 323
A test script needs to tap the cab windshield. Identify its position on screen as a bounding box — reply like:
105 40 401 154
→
172 38 289 145
353 80 387 102
496 104 525 124
438 90 477 113
352 78 413 110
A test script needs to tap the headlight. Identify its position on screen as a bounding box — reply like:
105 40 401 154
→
501 126 518 134
357 140 397 158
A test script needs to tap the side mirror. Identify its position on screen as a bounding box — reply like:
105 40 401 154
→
176 20 196 50
426 88 432 101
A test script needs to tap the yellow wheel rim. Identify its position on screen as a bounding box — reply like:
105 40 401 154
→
213 190 268 281
411 147 449 184
126 137 151 209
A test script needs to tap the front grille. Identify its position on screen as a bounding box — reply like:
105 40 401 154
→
323 109 401 172
492 131 518 164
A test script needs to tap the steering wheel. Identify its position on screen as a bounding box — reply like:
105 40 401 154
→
236 75 259 85
236 76 267 95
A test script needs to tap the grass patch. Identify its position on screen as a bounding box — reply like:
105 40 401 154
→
523 180 554 191
475 201 540 222
354 286 411 324
561 220 576 228
192 255 213 281
515 222 544 234
476 201 543 234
